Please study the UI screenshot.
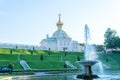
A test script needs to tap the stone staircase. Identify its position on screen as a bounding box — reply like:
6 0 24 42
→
65 61 77 69
20 60 31 70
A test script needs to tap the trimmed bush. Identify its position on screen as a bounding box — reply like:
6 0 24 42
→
8 63 14 71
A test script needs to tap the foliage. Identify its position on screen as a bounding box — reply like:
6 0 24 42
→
64 52 67 56
10 49 13 54
30 50 33 55
16 46 18 49
77 56 80 61
33 47 35 50
79 43 84 46
40 54 44 61
48 48 51 55
8 63 14 70
93 44 105 52
64 62 67 68
104 28 120 49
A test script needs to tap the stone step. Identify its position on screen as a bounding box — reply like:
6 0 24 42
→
65 61 77 69
20 60 31 70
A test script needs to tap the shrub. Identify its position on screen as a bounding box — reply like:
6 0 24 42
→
40 54 43 61
77 56 80 61
64 62 67 68
8 63 14 71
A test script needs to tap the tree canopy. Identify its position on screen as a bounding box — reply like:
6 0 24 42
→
104 28 120 49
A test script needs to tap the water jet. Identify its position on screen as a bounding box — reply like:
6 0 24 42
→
77 24 99 79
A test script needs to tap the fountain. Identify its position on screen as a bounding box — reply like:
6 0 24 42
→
4 24 120 80
77 24 99 79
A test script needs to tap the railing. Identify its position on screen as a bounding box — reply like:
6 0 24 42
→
0 43 41 50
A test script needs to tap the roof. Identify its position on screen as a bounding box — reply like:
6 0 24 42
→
52 29 70 38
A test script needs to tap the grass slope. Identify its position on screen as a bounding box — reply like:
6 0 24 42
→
98 53 120 69
1 48 120 70
0 48 83 70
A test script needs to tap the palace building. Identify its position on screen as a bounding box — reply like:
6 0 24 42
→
40 14 82 52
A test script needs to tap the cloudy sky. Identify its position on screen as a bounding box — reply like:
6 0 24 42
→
0 0 120 45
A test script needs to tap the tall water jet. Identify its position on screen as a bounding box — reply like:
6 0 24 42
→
77 24 99 79
84 24 104 75
84 24 98 60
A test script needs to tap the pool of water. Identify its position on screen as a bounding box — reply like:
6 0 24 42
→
11 73 120 80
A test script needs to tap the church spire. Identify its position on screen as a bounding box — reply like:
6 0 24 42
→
56 14 63 29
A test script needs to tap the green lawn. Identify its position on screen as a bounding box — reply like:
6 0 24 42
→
98 53 120 69
0 48 83 70
1 48 120 70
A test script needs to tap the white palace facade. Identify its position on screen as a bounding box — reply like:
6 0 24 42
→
40 14 82 52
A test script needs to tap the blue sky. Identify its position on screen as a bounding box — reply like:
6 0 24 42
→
0 0 120 45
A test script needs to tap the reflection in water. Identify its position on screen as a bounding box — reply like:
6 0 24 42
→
11 74 120 80
30 75 75 80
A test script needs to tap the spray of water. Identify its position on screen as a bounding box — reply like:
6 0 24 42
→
84 24 104 74
84 24 97 60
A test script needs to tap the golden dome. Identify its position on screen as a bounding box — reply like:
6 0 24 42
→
56 14 63 28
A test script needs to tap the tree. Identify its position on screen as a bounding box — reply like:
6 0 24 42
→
40 54 43 61
113 36 120 48
16 46 18 49
64 62 67 72
64 62 67 68
31 46 35 55
48 48 51 55
30 50 33 55
77 56 80 61
104 28 120 50
63 47 67 56
104 28 117 40
65 52 67 56
8 63 14 73
93 44 105 52
33 46 35 51
79 43 84 46
10 49 13 54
